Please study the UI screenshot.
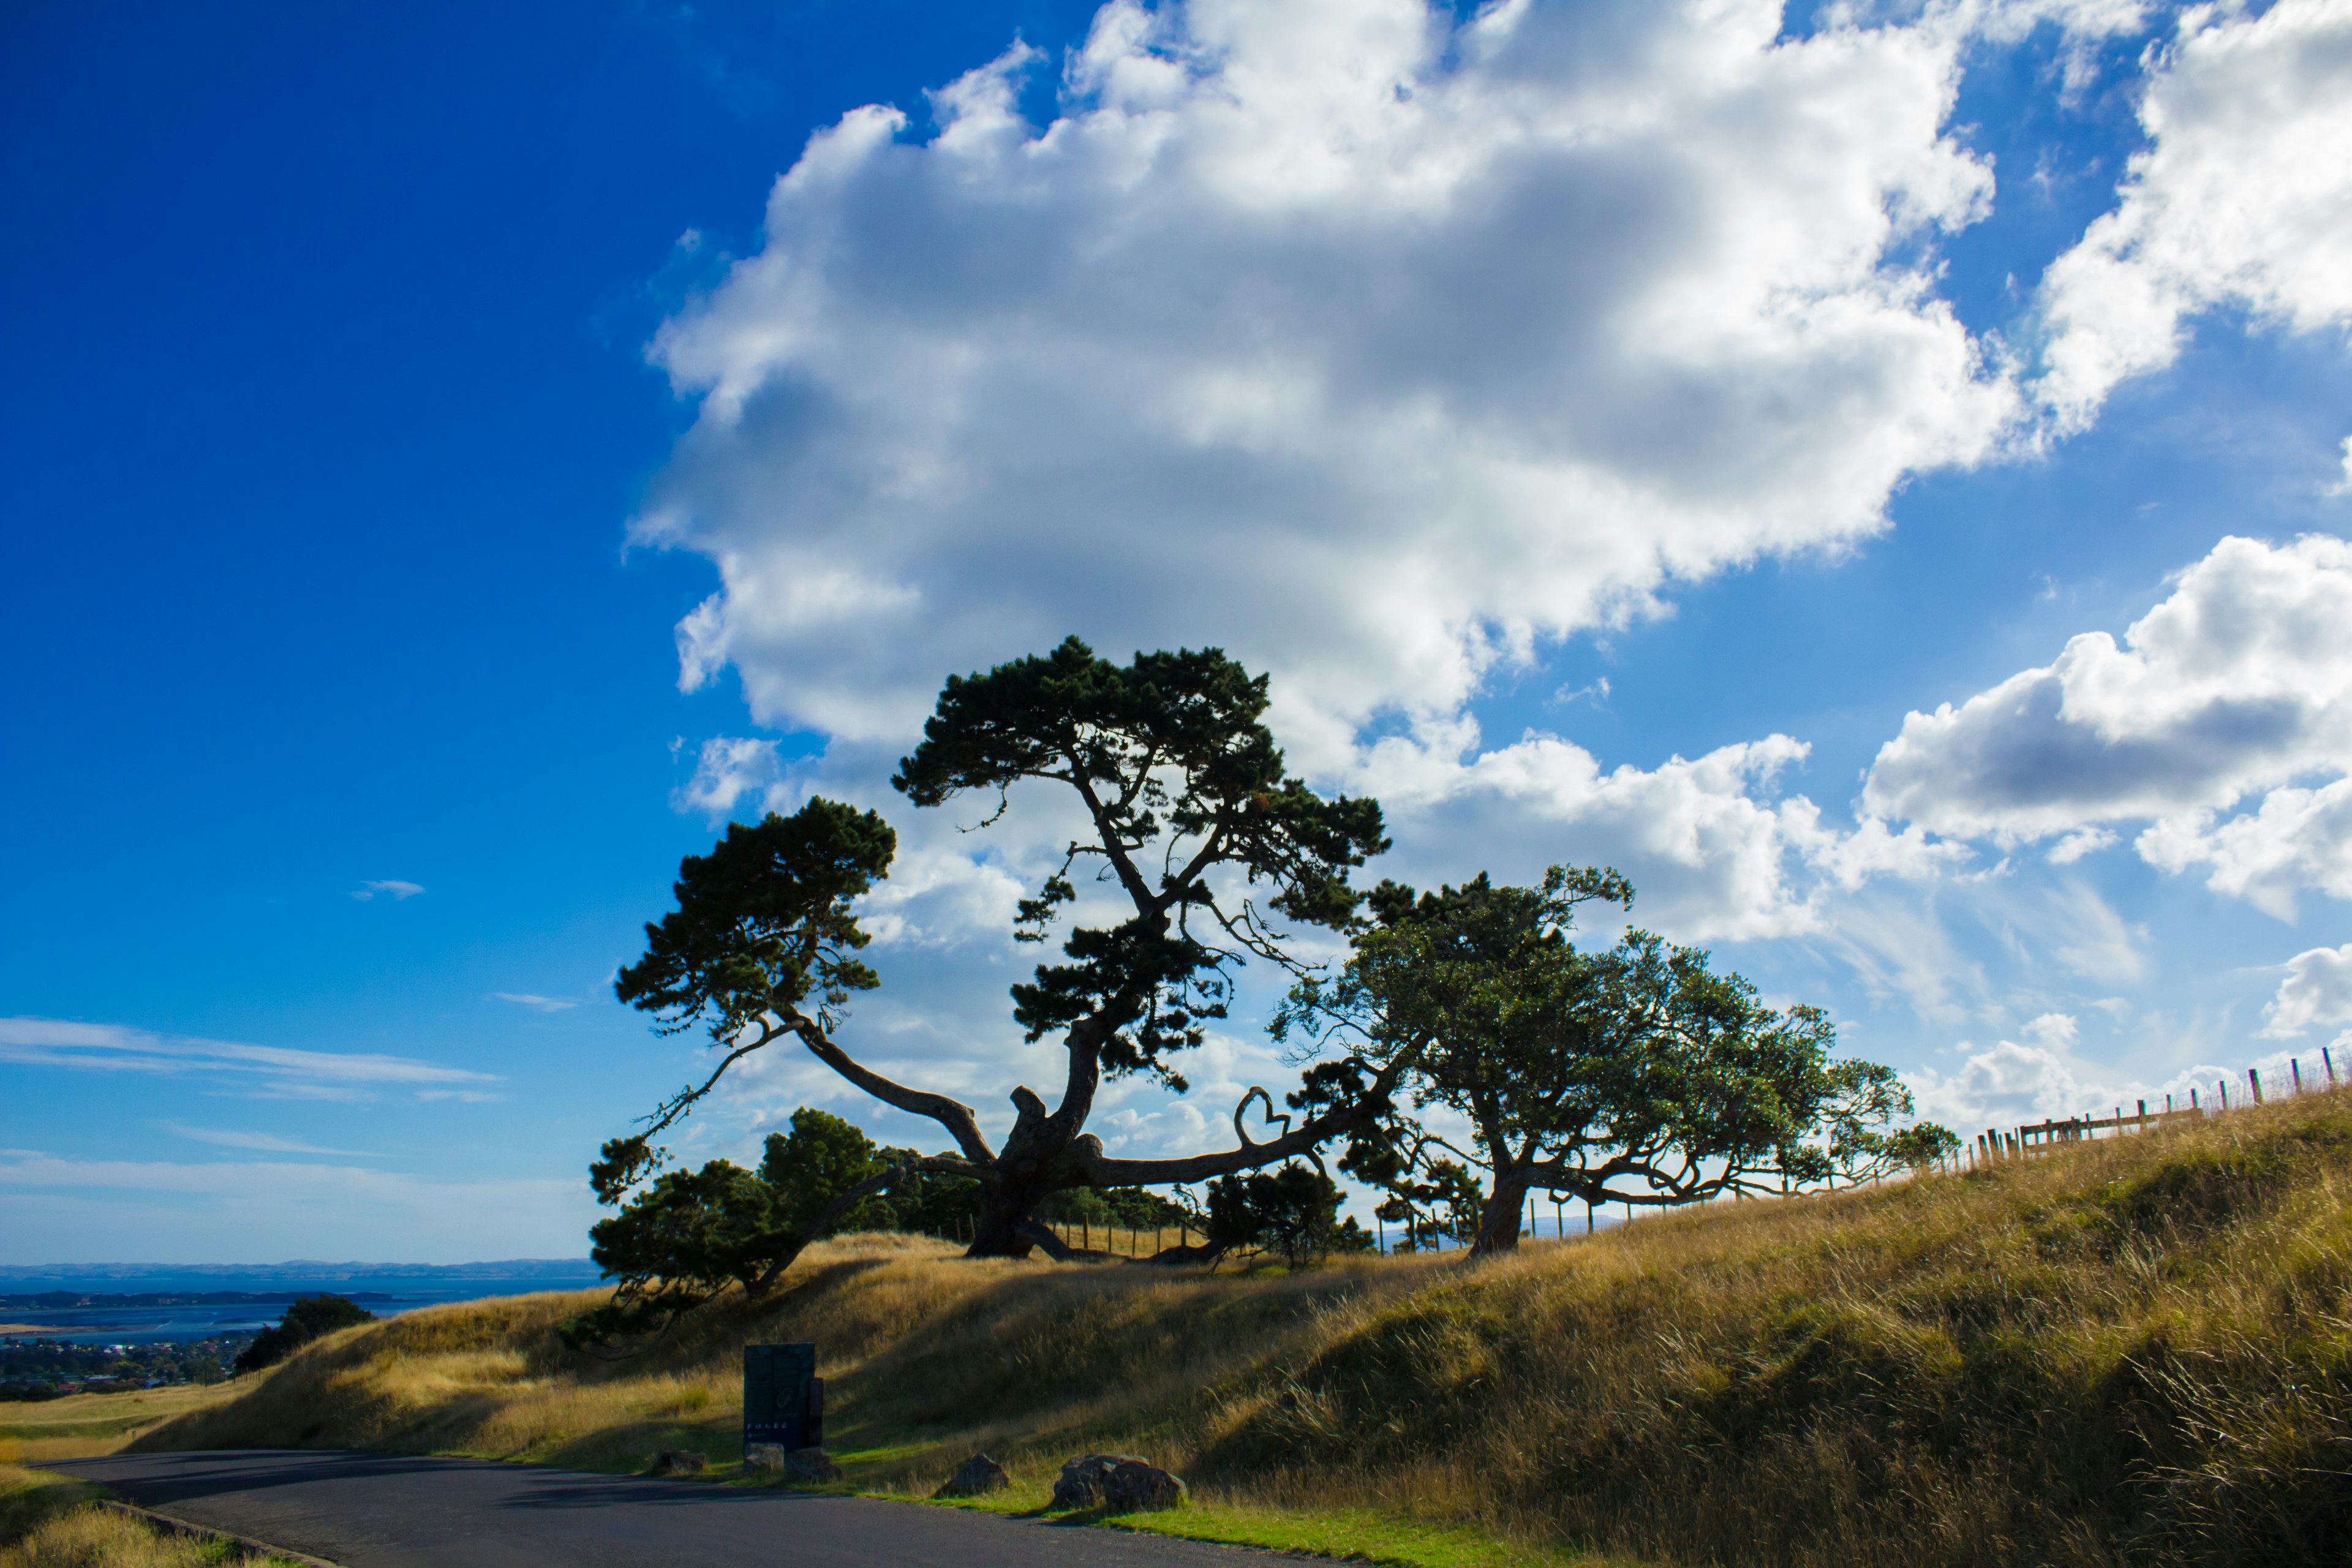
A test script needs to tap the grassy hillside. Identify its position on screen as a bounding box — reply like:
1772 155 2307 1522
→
0 1383 238 1464
134 1093 2352 1567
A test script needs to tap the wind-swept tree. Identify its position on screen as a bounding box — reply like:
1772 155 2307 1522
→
1283 867 1947 1255
602 638 1408 1259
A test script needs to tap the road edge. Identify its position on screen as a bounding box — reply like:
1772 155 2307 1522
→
98 1498 345 1568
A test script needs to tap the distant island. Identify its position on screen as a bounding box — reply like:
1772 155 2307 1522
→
0 1261 597 1286
1 1292 395 1311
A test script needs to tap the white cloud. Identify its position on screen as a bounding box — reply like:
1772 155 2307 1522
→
2035 0 2352 427
1906 1031 2233 1129
491 992 579 1014
1353 722 1962 941
2261 942 2352 1037
2021 1011 2078 1049
1863 535 2352 913
0 1017 498 1098
639 0 2023 767
2138 776 2352 921
673 736 783 818
1909 1036 2112 1129
352 880 424 902
162 1125 374 1157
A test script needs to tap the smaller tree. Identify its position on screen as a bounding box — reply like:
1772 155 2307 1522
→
1284 866 1952 1254
1202 1163 1374 1268
234 1294 374 1374
565 1107 914 1348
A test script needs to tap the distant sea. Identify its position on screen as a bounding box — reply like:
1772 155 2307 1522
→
0 1261 605 1345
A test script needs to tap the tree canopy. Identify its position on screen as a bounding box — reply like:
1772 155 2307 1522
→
1283 865 1949 1253
233 1294 375 1374
597 637 1412 1266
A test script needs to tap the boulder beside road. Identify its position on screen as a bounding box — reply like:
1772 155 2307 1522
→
654 1451 706 1477
1104 1460 1187 1512
785 1447 844 1483
742 1444 787 1477
936 1453 1012 1497
1051 1453 1186 1512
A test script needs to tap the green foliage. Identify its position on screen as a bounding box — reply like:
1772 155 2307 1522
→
1284 864 1951 1248
1205 1164 1374 1266
614 799 895 1046
565 1107 903 1347
1036 1185 1196 1228
232 1294 374 1374
866 1155 984 1237
760 1107 891 1233
893 636 1387 1087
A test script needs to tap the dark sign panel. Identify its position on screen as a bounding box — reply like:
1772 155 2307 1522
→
743 1342 822 1449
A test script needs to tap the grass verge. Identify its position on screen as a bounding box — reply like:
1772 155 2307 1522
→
0 1463 303 1566
0 1384 241 1463
129 1092 2352 1567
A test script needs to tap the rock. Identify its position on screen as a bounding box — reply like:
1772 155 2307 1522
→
742 1443 788 1477
1102 1460 1187 1513
1050 1452 1153 1510
785 1446 843 1483
654 1450 706 1477
935 1452 1012 1498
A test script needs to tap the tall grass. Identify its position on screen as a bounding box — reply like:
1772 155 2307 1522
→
0 1463 295 1567
136 1096 2352 1566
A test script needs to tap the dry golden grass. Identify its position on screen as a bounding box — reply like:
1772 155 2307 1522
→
0 1384 242 1464
0 1462 297 1566
132 1096 2352 1567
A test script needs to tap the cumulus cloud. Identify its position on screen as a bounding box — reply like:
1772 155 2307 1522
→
0 1017 498 1099
2261 941 2352 1037
674 736 784 818
1863 535 2352 914
1907 1036 2114 1128
2035 0 2352 426
1352 721 1961 941
640 0 2022 764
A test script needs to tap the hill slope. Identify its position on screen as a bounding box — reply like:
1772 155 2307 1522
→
137 1095 2352 1567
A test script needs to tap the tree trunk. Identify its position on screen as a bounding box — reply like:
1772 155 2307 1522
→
967 1175 1048 1257
1470 1173 1531 1256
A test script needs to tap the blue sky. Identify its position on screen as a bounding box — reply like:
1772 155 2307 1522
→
4 0 2349 1264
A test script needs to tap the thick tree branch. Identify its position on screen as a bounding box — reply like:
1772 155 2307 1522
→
1080 1046 1419 1186
778 1008 998 1167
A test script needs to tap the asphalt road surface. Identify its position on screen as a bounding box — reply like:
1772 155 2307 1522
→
51 1451 1303 1568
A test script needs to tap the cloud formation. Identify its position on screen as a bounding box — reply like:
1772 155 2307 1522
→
1863 534 2352 915
491 993 579 1014
2037 0 2352 426
0 1017 498 1099
352 880 424 902
643 0 2021 763
2262 942 2352 1038
162 1125 374 1157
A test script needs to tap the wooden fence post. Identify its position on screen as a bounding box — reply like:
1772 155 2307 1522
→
2250 1068 2263 1104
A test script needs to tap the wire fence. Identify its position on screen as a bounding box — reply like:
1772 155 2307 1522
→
1950 1045 2342 1172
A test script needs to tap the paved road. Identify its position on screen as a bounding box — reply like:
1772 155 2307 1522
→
51 1451 1298 1568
